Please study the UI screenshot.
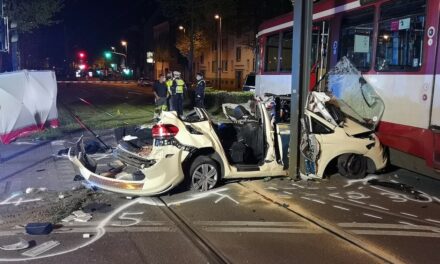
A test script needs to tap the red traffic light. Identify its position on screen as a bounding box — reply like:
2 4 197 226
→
78 52 86 58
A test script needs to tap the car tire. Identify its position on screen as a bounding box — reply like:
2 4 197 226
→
337 154 367 179
189 156 219 192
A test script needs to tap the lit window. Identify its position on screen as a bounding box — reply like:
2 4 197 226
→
339 7 374 71
375 0 426 71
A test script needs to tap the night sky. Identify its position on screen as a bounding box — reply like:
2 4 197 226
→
25 0 158 67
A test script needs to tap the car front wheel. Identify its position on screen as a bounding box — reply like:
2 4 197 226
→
337 154 367 179
189 156 219 192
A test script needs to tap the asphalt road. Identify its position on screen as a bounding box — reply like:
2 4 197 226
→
1 83 439 263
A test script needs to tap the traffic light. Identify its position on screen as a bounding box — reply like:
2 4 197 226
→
78 51 86 59
104 51 112 59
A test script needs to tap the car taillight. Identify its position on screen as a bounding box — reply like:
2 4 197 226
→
152 124 179 139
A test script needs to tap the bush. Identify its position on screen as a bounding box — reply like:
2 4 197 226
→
185 89 254 114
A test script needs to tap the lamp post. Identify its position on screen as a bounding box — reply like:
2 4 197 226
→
178 25 186 34
215 14 222 89
121 40 128 67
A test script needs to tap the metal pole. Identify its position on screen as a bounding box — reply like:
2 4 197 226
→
219 17 222 90
288 0 313 179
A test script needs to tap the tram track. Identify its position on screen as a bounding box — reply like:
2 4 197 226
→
153 197 230 264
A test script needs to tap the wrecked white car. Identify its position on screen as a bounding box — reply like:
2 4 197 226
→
69 57 387 196
69 104 288 196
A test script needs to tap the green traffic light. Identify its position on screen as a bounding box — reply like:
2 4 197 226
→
104 51 112 59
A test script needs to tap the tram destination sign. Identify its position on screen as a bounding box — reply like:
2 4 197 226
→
360 0 377 5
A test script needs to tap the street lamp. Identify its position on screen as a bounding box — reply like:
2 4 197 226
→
178 25 186 34
215 14 222 89
121 40 128 67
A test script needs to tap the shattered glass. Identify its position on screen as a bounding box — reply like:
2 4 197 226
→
327 57 385 130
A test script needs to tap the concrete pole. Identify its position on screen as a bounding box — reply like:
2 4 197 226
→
288 0 313 179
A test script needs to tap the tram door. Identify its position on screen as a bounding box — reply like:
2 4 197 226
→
431 17 440 169
311 21 330 90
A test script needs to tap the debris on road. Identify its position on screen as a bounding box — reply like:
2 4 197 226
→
368 179 428 201
0 238 29 251
25 222 53 235
22 240 60 257
25 188 34 194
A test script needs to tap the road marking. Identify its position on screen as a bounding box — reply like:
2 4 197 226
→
311 199 326 204
283 191 293 195
400 212 418 218
291 184 305 189
338 223 440 232
193 221 307 227
363 213 382 219
326 187 337 190
328 193 344 199
426 218 440 224
202 227 320 234
348 199 366 205
398 221 417 227
300 196 312 201
265 187 279 191
333 205 350 211
368 204 389 211
351 230 440 238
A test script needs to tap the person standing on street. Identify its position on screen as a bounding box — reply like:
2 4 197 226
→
165 72 174 111
171 71 186 117
153 74 168 120
194 72 206 108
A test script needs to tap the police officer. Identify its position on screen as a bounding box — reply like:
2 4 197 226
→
194 72 206 108
170 71 186 117
165 72 174 110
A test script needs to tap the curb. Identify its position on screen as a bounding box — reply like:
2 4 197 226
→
240 181 404 264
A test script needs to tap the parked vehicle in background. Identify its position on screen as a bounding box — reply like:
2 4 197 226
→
138 77 153 87
242 73 256 92
255 0 440 179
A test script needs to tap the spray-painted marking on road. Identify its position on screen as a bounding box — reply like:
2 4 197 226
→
166 188 239 206
363 213 382 219
300 197 325 204
328 193 344 199
398 221 418 227
400 212 418 218
0 193 42 206
368 204 389 211
426 218 440 224
333 205 350 211
348 199 366 205
283 191 293 195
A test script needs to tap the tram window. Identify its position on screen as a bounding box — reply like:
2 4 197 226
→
280 30 293 72
264 34 280 72
376 0 426 72
339 8 374 71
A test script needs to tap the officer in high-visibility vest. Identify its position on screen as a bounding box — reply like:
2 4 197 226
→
170 71 186 116
165 72 174 110
194 72 206 108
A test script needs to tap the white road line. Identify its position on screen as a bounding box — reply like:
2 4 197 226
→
363 213 383 219
351 230 440 238
368 204 389 211
348 199 366 205
291 184 305 189
282 187 297 190
283 191 293 195
398 221 417 227
426 218 440 224
326 187 337 190
333 205 350 211
277 195 292 199
311 199 326 204
265 187 279 191
193 221 307 227
338 223 440 232
328 193 344 199
202 227 320 234
300 196 312 201
400 212 418 218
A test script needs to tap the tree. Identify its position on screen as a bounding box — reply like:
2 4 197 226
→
175 30 209 60
4 0 64 33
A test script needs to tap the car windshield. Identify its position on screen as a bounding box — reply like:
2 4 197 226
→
326 57 385 130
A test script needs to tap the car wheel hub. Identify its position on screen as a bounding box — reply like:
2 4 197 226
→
192 164 218 191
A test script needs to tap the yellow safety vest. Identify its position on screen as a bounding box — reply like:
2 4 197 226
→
176 79 185 94
166 79 173 95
